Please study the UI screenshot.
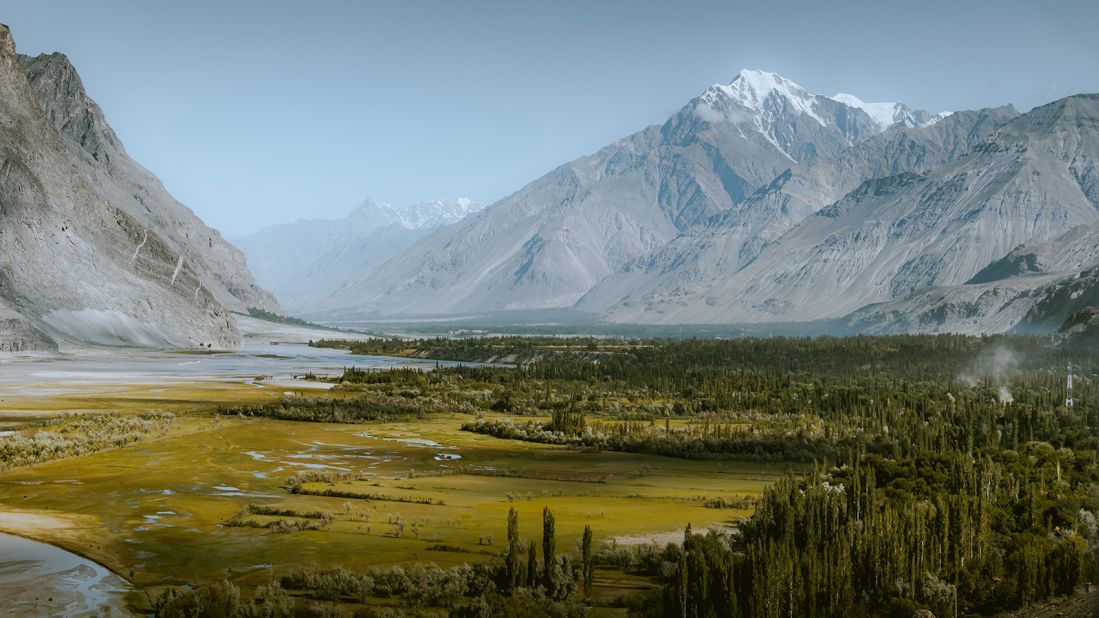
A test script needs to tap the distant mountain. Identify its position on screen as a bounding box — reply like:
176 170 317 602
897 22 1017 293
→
16 51 280 315
233 198 483 312
321 70 941 318
0 24 240 349
310 68 1099 337
829 92 948 131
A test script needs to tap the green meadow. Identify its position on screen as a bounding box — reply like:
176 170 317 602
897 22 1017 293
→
0 386 783 612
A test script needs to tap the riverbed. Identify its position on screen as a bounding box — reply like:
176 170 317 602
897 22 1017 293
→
0 532 130 616
0 342 470 398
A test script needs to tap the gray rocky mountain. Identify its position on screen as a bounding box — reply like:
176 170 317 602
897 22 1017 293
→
737 94 1099 332
233 198 483 313
0 24 240 349
321 70 930 318
579 106 1018 320
847 220 1099 335
315 72 1097 337
16 51 280 315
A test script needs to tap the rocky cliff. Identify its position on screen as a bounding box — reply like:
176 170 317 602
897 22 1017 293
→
0 24 240 349
16 51 280 315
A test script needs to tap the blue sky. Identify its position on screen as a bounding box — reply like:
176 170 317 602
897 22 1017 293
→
4 0 1097 235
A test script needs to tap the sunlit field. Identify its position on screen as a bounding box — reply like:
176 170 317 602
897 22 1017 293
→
0 386 784 612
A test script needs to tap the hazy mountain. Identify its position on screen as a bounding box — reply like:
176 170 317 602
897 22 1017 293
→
233 198 483 312
829 92 949 131
0 24 239 349
320 70 934 318
16 51 280 315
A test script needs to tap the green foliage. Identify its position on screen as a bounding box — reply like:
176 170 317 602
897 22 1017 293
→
247 307 323 329
224 390 476 423
153 579 242 618
581 526 594 596
543 506 557 595
506 507 521 591
271 334 1099 614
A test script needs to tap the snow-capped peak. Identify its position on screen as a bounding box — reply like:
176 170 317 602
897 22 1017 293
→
348 197 483 229
694 69 830 162
701 69 825 127
692 69 950 164
831 92 951 130
398 198 484 229
831 93 902 130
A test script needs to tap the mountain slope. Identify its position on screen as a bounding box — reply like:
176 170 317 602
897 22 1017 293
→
234 198 483 312
0 24 238 348
618 94 1099 327
16 52 280 314
846 219 1099 335
579 106 1018 319
320 70 934 318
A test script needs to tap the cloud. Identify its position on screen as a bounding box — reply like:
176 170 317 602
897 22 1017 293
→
693 103 725 123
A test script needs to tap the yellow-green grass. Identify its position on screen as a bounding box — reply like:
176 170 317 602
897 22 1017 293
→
0 380 279 412
0 412 787 609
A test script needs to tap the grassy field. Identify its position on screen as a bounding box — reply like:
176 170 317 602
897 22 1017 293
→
0 398 787 611
0 380 282 429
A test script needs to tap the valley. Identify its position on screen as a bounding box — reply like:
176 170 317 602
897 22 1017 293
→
2 333 1096 616
0 342 780 615
1 5 1097 617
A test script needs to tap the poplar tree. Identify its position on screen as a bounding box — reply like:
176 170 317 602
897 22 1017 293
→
581 525 594 595
542 506 557 594
505 507 520 591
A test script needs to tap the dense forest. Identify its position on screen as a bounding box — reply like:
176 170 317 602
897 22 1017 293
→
214 335 1099 616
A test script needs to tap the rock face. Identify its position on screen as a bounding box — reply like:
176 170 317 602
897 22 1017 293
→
16 51 280 315
0 24 240 349
579 106 1018 320
638 95 1099 326
325 70 935 318
233 198 483 313
0 297 54 352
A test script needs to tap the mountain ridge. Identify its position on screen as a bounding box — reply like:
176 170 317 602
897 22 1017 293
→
314 70 945 319
233 197 484 313
16 50 281 315
0 24 276 349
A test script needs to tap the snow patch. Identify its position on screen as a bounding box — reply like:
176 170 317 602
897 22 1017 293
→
831 93 903 130
830 92 952 130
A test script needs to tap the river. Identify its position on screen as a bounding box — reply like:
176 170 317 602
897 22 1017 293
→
0 341 471 398
0 532 130 616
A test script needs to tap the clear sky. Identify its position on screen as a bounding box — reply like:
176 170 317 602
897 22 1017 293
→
4 0 1097 236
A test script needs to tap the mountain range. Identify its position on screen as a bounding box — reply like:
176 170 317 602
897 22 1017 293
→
232 198 483 313
2 17 1096 344
301 70 1099 336
0 25 277 350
